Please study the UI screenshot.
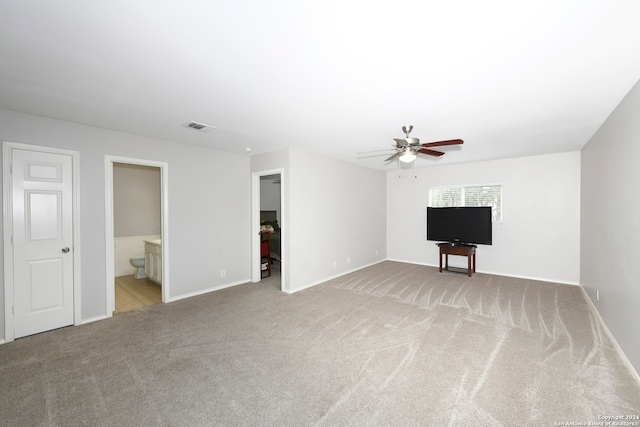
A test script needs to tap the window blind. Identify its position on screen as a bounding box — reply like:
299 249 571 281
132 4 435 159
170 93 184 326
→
429 185 502 222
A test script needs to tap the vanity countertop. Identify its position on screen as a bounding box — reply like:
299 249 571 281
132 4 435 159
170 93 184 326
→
144 239 161 245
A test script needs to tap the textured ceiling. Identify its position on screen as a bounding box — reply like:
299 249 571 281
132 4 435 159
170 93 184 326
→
1 0 639 170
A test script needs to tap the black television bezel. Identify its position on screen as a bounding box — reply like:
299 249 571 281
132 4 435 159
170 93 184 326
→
426 206 493 246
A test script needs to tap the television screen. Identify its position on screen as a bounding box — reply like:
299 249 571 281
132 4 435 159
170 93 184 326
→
427 207 492 245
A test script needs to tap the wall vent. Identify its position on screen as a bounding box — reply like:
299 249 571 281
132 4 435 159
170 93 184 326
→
183 121 215 133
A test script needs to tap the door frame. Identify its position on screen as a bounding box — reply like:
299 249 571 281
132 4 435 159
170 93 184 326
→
251 168 286 292
104 155 169 315
2 141 82 343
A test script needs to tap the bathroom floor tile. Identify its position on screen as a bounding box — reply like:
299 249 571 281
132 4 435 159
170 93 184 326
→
114 275 161 314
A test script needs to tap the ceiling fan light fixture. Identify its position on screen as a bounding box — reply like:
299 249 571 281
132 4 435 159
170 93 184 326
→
399 151 416 163
359 126 463 164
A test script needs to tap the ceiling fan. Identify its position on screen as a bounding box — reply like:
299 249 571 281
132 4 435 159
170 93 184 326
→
361 126 464 163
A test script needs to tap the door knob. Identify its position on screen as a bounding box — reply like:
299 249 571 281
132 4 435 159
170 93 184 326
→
61 247 70 253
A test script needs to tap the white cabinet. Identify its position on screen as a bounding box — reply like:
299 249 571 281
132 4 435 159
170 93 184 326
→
144 239 162 285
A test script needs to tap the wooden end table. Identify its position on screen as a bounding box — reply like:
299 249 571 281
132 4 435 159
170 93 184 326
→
439 243 476 277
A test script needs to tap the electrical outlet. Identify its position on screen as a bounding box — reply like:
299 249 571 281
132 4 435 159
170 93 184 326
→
221 269 226 277
596 289 600 301
347 257 351 264
333 261 336 268
376 249 379 256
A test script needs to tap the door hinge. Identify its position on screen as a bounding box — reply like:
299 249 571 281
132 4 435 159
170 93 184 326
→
12 305 15 315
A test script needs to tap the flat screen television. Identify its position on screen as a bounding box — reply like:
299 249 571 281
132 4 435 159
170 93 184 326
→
427 207 493 245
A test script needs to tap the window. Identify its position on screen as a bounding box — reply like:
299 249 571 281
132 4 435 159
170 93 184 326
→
429 185 502 222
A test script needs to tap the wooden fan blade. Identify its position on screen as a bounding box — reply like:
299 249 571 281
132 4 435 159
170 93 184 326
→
393 138 408 147
418 148 445 157
420 139 464 147
385 152 401 161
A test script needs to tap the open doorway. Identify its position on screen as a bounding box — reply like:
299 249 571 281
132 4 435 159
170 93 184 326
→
112 163 161 313
105 156 170 316
252 169 285 291
259 174 282 289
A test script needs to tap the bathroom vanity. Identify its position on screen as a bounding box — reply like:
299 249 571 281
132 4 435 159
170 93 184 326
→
144 239 162 285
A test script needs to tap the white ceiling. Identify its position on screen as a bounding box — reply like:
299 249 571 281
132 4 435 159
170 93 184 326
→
1 1 639 171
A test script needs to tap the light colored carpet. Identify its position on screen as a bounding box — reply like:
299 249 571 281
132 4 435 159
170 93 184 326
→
1 261 638 426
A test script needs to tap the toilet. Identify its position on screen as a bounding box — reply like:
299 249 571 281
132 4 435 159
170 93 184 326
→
129 257 146 279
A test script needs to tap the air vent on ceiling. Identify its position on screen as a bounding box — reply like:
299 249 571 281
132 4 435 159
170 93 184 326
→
183 121 215 133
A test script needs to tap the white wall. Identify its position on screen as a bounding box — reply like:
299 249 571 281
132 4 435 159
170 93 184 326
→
581 78 640 373
113 163 161 238
0 108 251 339
387 151 581 284
288 148 386 290
251 148 387 292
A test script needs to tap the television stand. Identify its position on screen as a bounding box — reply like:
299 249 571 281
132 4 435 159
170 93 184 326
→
438 243 476 277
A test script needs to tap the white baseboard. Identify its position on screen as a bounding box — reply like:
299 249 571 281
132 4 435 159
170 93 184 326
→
385 258 580 286
81 314 109 325
0 339 6 346
579 285 640 384
285 259 386 294
167 279 250 303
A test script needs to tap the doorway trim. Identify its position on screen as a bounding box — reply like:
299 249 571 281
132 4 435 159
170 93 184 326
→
3 141 82 343
251 168 286 292
104 155 169 315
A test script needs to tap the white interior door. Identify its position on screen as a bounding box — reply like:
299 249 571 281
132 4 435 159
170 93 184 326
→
11 148 74 338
